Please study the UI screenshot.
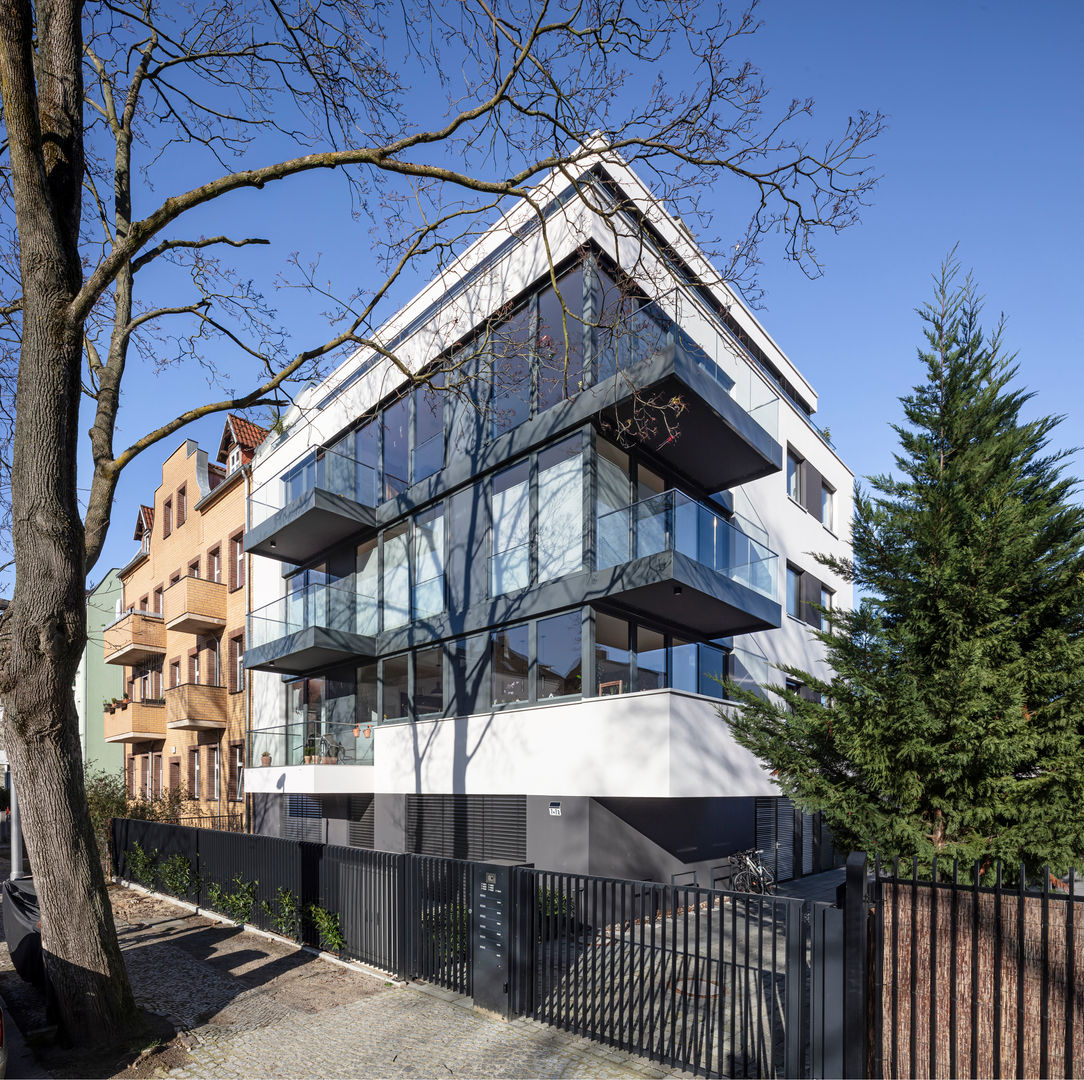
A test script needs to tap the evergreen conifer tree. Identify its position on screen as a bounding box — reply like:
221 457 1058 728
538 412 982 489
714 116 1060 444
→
725 259 1084 873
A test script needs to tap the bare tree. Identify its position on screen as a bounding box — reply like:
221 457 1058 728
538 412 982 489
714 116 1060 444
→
0 0 882 1045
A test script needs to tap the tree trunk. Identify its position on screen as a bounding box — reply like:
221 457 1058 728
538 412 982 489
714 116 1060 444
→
0 295 143 1043
0 0 142 1041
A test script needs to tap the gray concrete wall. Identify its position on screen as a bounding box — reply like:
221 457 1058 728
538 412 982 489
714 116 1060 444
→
525 795 589 872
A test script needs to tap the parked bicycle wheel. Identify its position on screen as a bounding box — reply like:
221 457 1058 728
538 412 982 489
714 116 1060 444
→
732 869 756 893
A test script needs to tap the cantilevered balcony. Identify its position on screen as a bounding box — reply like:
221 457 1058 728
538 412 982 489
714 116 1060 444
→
163 575 227 635
246 442 377 564
165 682 228 732
245 579 375 674
588 292 782 490
591 489 780 636
103 611 166 666
104 698 167 742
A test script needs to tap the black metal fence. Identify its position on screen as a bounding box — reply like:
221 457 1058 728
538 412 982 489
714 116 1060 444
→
111 818 831 1078
515 868 807 1077
870 856 1084 1080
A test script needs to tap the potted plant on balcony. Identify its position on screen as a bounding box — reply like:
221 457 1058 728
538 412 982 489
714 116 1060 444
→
260 751 272 767
303 742 315 764
103 699 114 714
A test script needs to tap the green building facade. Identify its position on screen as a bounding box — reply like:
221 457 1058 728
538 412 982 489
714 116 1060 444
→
77 568 124 774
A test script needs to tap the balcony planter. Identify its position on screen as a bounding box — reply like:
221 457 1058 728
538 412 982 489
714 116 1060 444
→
261 751 272 767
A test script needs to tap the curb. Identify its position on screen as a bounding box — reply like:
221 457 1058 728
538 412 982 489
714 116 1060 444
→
112 877 405 988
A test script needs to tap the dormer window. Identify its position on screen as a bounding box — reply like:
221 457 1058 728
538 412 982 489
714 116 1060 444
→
227 445 242 474
141 532 151 554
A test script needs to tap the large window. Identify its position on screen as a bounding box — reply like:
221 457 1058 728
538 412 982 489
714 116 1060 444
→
786 565 801 618
357 662 379 726
413 504 445 619
536 269 584 412
594 612 631 696
538 612 582 699
491 461 530 594
382 396 410 499
492 624 530 705
821 482 835 531
414 647 444 716
787 449 803 502
383 524 410 631
490 306 531 438
356 537 379 635
413 388 444 482
635 626 667 692
537 438 583 582
382 655 409 722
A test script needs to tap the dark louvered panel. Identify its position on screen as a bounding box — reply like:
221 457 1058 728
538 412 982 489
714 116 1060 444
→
282 793 323 842
347 794 375 849
405 795 526 861
483 795 527 861
755 796 798 882
802 811 815 876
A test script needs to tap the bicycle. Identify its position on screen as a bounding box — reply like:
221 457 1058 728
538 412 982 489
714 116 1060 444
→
728 848 775 894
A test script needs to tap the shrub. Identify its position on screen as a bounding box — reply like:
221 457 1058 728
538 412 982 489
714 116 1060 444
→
160 852 196 898
260 887 302 940
307 904 346 953
207 874 257 924
127 841 158 888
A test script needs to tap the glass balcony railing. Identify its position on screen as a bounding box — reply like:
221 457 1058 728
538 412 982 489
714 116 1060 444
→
248 440 378 530
595 287 780 444
248 719 375 768
597 489 778 601
247 579 372 650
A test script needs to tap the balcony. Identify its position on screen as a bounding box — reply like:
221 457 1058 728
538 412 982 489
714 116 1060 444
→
103 611 166 667
165 682 228 731
104 698 167 743
246 441 378 564
245 579 375 674
582 291 782 491
245 719 376 796
592 489 780 636
163 575 227 635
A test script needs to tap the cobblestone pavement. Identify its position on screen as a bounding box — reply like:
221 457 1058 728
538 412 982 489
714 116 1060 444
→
110 888 694 1079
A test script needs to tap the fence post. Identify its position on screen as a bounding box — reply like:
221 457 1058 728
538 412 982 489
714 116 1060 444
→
396 854 409 982
784 899 807 1080
843 851 870 1079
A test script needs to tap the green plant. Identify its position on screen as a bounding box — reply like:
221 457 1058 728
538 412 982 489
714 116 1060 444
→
306 903 346 953
210 875 258 924
420 902 468 960
260 887 302 940
85 766 130 867
126 842 157 888
160 852 196 898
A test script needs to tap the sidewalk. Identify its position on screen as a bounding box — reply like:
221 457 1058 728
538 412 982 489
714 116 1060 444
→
1 878 695 1079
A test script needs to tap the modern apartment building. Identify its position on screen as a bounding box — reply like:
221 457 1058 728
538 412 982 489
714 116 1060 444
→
74 569 124 773
244 155 852 884
104 415 267 820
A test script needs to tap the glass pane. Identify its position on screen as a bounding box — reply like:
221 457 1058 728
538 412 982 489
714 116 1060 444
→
594 612 630 696
413 387 444 482
786 567 800 618
538 611 582 699
383 525 410 630
492 624 529 705
356 538 379 636
413 504 445 619
357 662 379 726
537 269 584 412
449 634 487 717
383 396 410 498
670 639 698 693
596 439 631 568
538 438 582 583
698 644 725 698
490 306 531 437
356 420 379 505
636 626 667 692
414 646 444 716
382 654 409 722
491 461 530 594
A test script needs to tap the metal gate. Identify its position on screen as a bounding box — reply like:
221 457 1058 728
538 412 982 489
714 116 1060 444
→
515 867 810 1077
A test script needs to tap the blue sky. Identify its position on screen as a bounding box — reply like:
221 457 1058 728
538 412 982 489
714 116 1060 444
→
82 0 1084 585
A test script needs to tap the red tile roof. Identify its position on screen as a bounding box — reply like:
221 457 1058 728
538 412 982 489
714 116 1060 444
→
217 413 270 464
133 504 154 541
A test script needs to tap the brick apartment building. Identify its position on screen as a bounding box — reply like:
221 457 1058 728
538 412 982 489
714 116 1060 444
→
104 415 267 821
